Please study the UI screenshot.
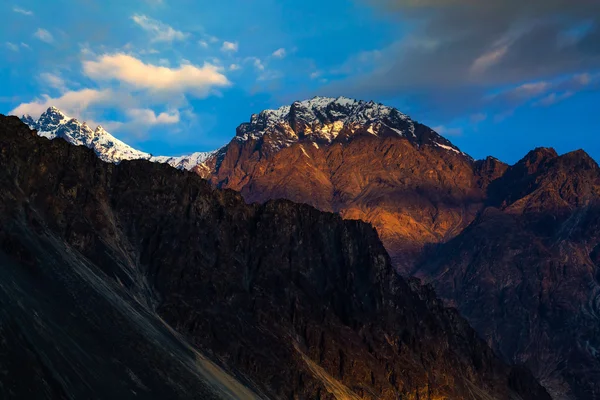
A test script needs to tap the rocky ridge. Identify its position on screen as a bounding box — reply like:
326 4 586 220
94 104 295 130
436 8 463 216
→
0 114 549 399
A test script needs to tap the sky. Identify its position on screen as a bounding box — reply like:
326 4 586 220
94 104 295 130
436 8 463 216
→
2 0 599 164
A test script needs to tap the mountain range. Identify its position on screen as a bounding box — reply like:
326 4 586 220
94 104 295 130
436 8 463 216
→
16 97 600 399
0 113 550 399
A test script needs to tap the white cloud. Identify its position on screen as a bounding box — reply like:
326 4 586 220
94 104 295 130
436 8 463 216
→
13 6 33 16
433 125 463 137
245 57 265 71
310 71 321 79
511 81 551 98
471 45 509 73
126 108 180 125
131 14 188 42
8 88 182 135
10 89 115 119
198 35 219 48
221 41 238 52
229 64 241 71
82 53 230 97
39 72 66 91
534 92 574 107
272 48 286 58
470 113 487 124
258 70 283 81
34 28 54 44
575 73 592 86
5 42 19 52
20 42 30 49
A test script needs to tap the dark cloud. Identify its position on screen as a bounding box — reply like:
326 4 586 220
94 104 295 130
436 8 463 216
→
323 0 600 116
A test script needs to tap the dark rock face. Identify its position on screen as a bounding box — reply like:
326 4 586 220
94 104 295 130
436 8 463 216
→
202 97 475 271
0 116 261 400
0 115 549 399
416 149 600 399
208 135 484 271
204 102 600 399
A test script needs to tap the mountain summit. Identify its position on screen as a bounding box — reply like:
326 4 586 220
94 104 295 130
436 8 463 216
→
0 113 551 400
21 107 215 168
235 96 465 155
13 98 600 398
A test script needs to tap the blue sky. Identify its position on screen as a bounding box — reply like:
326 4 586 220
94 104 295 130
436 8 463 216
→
2 0 599 164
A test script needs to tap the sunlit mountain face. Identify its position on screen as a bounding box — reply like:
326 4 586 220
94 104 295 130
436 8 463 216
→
2 1 599 399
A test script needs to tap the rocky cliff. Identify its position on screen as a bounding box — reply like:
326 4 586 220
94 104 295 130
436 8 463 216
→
0 114 549 399
416 148 600 399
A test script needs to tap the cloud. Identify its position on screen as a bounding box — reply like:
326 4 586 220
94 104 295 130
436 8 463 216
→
506 81 551 99
489 72 599 108
471 45 509 73
8 88 184 135
5 42 19 52
10 89 116 119
125 108 180 125
13 6 33 16
34 28 54 44
131 14 188 42
433 125 463 136
82 53 230 97
221 41 238 52
39 72 66 91
198 40 209 48
245 57 265 71
272 48 286 58
534 92 574 107
258 70 283 81
328 0 600 116
229 64 241 71
470 113 487 124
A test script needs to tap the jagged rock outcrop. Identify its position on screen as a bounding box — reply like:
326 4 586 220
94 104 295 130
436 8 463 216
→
0 114 549 399
18 99 600 399
22 107 215 167
203 97 483 269
415 148 600 399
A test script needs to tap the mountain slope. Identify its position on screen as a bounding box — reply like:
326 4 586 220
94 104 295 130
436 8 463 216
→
21 107 215 169
202 97 481 269
17 100 600 398
415 148 600 399
0 114 550 399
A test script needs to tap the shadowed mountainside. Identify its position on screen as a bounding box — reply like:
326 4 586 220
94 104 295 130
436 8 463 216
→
0 114 550 399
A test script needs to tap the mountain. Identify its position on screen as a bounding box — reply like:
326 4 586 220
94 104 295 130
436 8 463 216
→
21 107 215 169
0 114 550 399
17 99 600 398
415 148 600 399
202 96 480 269
202 99 600 399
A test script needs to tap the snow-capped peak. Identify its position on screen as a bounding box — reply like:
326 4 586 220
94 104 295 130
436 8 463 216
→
235 96 465 156
21 106 220 170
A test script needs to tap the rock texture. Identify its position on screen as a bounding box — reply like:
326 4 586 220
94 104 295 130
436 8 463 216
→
203 97 482 269
22 107 216 168
195 98 600 399
0 114 550 399
416 148 600 399
17 98 600 399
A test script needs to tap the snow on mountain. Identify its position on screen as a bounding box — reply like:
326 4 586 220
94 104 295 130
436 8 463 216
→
150 151 217 171
21 107 214 170
235 96 466 156
21 98 467 173
22 107 151 163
